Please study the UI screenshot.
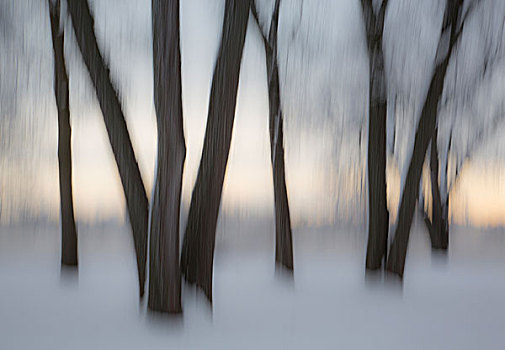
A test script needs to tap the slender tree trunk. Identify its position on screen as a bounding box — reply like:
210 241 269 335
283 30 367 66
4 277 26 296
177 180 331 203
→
253 0 294 271
270 112 293 270
361 0 389 270
148 0 185 314
440 140 450 248
442 195 449 246
426 128 448 249
180 0 250 303
48 0 78 267
68 0 149 297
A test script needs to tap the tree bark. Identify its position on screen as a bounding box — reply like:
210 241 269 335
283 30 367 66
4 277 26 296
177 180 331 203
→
148 0 185 314
180 0 250 303
252 0 294 271
68 0 149 297
48 0 78 267
361 0 389 270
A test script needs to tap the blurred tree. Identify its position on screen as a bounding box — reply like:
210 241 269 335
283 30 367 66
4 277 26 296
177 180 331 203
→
148 0 185 314
387 0 473 277
421 0 505 252
68 0 149 297
251 0 294 272
48 0 78 266
360 0 390 271
180 0 251 303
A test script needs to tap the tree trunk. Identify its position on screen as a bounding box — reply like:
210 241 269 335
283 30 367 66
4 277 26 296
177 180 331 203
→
180 0 250 303
260 0 294 271
68 0 149 297
426 128 448 249
386 0 465 277
440 139 450 248
148 0 185 314
361 0 389 270
48 0 78 267
386 58 450 277
442 195 449 247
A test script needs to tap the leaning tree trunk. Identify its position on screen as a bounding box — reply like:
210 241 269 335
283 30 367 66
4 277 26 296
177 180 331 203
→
386 58 451 277
253 0 294 271
180 0 250 303
68 0 149 297
361 0 389 270
148 0 186 314
48 0 78 267
386 0 464 277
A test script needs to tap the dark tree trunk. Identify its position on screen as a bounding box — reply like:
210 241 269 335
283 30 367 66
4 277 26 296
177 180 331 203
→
48 0 78 267
423 128 448 249
441 141 450 247
148 0 185 314
386 0 464 277
252 0 294 271
68 0 149 297
386 60 449 277
180 0 250 303
270 113 293 271
361 0 389 270
442 194 449 246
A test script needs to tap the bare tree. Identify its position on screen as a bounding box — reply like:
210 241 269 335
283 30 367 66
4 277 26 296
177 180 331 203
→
148 0 186 313
386 0 474 277
48 0 78 266
251 0 294 271
180 0 251 303
361 0 390 270
67 0 149 297
421 0 505 251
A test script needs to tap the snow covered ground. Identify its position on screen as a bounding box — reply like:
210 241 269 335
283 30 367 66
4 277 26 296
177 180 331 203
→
1 219 505 349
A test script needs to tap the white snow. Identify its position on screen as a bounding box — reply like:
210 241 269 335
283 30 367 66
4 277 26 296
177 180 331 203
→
1 220 505 349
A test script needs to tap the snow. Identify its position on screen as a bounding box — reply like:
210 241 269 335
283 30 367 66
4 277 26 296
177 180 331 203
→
1 220 505 349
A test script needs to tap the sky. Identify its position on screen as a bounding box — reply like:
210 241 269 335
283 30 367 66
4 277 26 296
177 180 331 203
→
1 0 505 228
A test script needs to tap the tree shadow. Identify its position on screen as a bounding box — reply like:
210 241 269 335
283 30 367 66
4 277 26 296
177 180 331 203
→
145 309 184 331
59 264 79 288
431 248 449 268
275 263 295 288
364 268 403 296
181 282 214 320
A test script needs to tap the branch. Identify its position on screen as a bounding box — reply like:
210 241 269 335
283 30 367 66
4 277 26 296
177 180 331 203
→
378 0 389 27
360 0 376 51
251 1 267 42
454 0 482 43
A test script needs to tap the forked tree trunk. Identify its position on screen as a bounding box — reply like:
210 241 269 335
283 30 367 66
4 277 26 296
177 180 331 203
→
386 0 465 277
180 0 250 303
252 0 294 271
48 0 78 267
386 59 449 277
148 0 186 314
68 0 149 297
361 0 389 270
